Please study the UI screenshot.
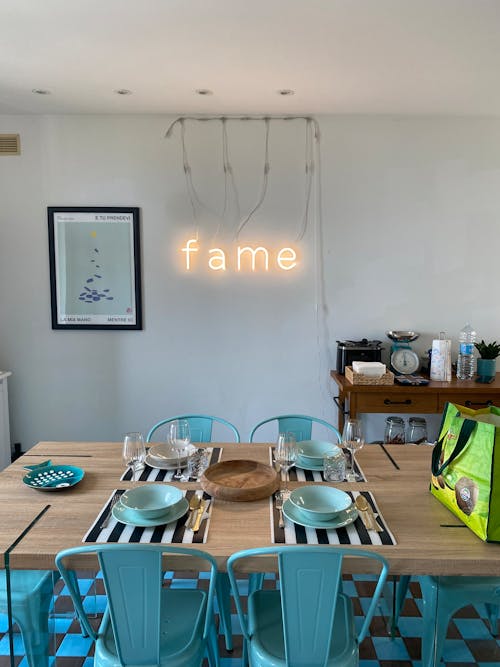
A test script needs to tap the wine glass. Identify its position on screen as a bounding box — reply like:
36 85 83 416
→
122 432 146 482
275 432 298 496
168 420 191 480
342 419 364 482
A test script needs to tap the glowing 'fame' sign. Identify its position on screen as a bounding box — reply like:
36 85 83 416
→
181 239 298 272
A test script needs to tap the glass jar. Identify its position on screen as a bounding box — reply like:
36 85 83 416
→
384 416 405 444
323 450 346 482
407 417 428 444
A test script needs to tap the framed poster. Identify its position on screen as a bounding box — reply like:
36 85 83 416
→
48 207 142 330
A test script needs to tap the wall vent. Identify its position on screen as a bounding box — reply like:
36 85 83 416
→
0 134 20 155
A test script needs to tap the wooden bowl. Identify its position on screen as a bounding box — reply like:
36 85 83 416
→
200 459 279 502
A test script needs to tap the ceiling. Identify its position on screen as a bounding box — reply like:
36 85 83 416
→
2 0 500 116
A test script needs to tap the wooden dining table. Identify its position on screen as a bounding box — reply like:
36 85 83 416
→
1 440 499 576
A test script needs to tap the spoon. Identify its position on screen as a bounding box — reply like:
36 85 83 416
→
354 495 382 531
186 494 201 529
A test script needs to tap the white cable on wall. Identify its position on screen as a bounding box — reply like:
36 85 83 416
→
165 115 320 241
234 117 270 240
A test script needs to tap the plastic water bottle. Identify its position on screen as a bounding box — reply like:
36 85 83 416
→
456 323 476 380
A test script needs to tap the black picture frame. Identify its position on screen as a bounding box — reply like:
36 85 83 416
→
48 206 142 330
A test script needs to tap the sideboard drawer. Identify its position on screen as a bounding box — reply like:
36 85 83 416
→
356 393 438 413
438 393 500 411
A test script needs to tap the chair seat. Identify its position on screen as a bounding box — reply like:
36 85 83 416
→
96 588 208 667
428 575 500 596
247 589 357 667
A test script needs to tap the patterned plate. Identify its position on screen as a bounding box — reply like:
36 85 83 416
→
23 460 84 490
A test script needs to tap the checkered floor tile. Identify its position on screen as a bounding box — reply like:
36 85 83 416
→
1 573 499 666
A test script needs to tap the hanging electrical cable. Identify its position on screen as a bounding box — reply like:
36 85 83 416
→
309 121 336 419
165 115 320 242
213 117 241 243
234 117 270 240
295 117 315 242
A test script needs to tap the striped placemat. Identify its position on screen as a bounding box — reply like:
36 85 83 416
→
269 447 366 483
83 489 211 544
120 447 222 482
271 490 396 546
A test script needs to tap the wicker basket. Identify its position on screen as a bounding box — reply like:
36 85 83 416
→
345 365 394 385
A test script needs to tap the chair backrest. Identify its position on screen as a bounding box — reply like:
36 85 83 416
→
249 414 341 443
56 544 217 665
146 414 240 443
227 546 388 661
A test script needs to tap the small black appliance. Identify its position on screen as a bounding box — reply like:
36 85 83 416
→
336 339 384 374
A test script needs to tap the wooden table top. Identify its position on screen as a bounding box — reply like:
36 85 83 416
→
1 441 499 575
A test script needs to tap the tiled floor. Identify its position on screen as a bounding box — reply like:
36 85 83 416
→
1 572 500 667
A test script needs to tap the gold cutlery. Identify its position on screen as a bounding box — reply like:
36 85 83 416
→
186 494 201 529
275 492 285 529
275 490 290 529
192 499 207 532
354 495 383 532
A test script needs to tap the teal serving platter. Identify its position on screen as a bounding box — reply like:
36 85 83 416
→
23 460 84 490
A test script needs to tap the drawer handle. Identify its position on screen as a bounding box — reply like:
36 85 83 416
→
383 398 412 406
465 400 493 408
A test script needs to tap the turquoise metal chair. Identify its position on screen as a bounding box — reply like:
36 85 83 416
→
228 546 389 667
56 544 219 667
0 570 55 667
249 413 341 443
147 414 239 651
147 414 240 443
394 575 500 666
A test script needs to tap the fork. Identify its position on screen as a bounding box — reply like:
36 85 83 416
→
100 493 120 529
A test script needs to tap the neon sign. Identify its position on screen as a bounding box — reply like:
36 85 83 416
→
181 239 298 272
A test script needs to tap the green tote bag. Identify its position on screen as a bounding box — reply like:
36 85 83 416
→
430 401 500 541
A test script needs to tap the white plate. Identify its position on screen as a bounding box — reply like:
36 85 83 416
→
148 443 194 462
282 499 358 529
145 454 187 471
111 497 189 527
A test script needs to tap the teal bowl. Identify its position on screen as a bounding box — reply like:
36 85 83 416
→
297 440 341 465
289 485 351 521
120 485 183 519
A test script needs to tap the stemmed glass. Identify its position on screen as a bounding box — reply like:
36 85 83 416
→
342 418 364 482
275 432 298 496
168 419 191 480
122 432 146 482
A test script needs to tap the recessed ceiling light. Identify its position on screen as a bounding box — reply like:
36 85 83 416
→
277 89 295 96
32 89 51 95
114 89 133 96
195 89 213 96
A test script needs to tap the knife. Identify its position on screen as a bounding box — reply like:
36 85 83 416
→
192 499 207 532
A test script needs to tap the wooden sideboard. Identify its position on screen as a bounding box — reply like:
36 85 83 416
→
330 370 500 431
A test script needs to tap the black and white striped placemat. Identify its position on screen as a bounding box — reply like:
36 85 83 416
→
271 490 396 546
83 489 211 544
269 447 366 483
120 447 222 482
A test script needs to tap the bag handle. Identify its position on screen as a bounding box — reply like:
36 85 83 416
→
431 419 477 476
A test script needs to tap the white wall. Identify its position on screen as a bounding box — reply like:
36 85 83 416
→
0 114 499 450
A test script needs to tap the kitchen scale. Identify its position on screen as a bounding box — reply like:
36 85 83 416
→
386 331 421 376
